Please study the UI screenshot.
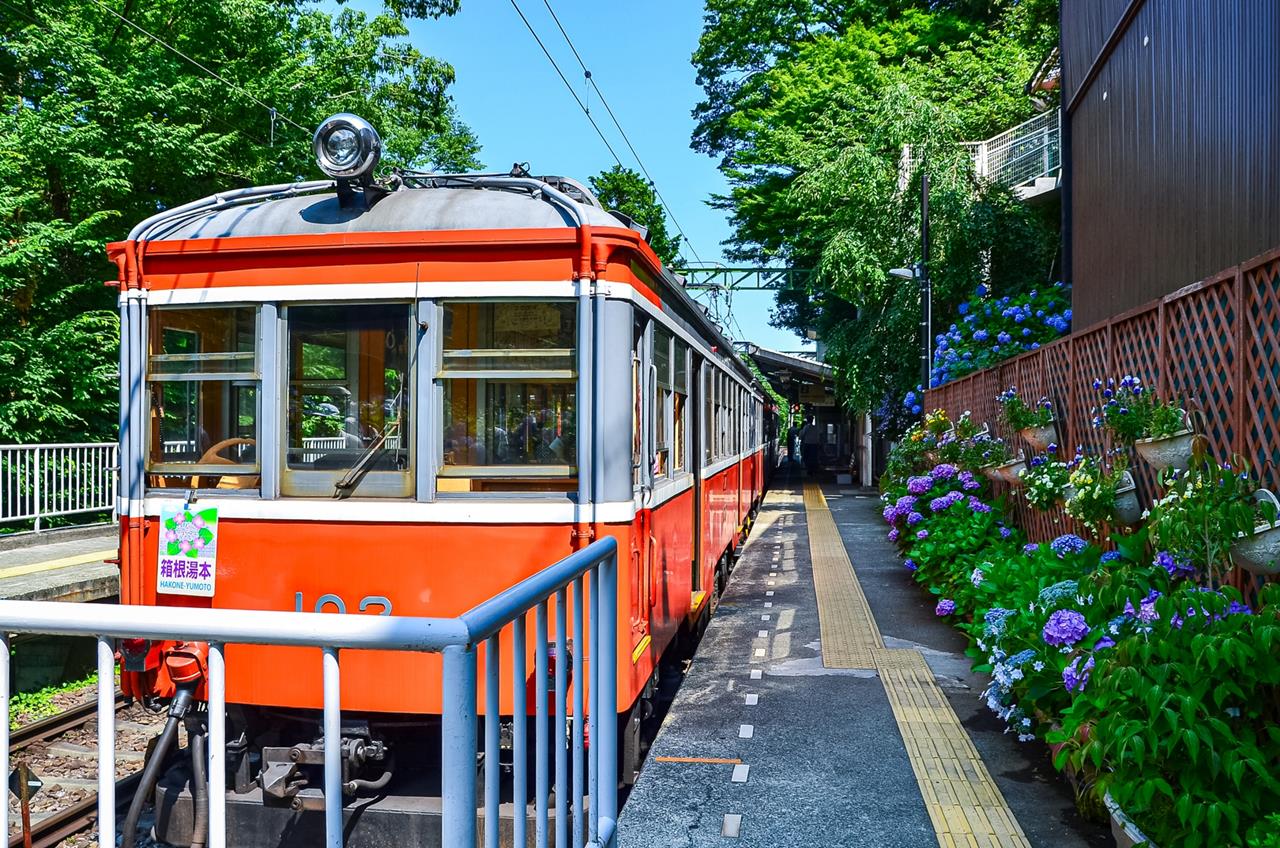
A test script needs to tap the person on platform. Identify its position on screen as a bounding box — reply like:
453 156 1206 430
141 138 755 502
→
800 416 822 475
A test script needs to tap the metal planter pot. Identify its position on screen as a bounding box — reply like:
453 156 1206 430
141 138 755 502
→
1134 430 1195 472
1020 423 1057 452
997 458 1027 486
1113 473 1142 526
1231 490 1280 576
1104 792 1158 848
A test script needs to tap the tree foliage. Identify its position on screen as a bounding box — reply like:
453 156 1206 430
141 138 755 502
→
588 165 682 268
0 0 479 442
692 0 1061 416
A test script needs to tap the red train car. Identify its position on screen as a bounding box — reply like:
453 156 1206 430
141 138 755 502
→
107 114 768 832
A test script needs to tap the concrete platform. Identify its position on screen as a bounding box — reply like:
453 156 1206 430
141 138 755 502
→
618 479 1109 848
0 527 118 602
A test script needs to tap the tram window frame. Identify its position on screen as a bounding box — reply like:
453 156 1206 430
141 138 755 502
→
144 305 261 492
436 299 579 495
702 363 713 465
653 325 672 478
672 339 689 473
280 302 414 499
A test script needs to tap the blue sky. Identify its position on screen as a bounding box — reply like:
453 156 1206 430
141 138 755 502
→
344 0 812 352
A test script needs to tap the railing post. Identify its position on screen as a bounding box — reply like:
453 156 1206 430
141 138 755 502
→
442 643 478 848
97 636 116 845
208 642 227 848
33 445 42 532
597 551 618 841
322 647 342 848
0 633 9 841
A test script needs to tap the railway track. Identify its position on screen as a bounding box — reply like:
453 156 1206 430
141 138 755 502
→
8 693 147 848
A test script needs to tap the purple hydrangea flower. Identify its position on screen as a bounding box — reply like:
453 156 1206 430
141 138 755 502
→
1100 551 1123 563
1023 543 1040 555
907 511 925 526
1049 534 1088 558
1093 636 1116 650
968 496 992 514
887 529 900 543
1154 551 1195 579
1062 655 1095 693
935 599 956 616
903 558 917 572
882 505 897 523
916 529 929 540
998 526 1013 539
896 495 918 510
1228 601 1253 616
929 491 964 512
907 476 932 495
1042 609 1090 647
930 463 959 480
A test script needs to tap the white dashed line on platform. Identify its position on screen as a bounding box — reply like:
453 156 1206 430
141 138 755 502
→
744 694 759 706
739 724 754 739
722 814 743 838
731 764 751 783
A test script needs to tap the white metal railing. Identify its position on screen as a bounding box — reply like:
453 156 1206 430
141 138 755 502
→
0 443 118 531
0 537 620 848
901 109 1061 191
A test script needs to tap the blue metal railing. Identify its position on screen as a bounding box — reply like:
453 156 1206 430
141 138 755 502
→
0 536 620 848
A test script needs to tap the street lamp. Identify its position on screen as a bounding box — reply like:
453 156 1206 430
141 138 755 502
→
886 172 932 388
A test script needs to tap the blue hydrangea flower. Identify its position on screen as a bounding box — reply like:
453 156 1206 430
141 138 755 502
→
1049 534 1088 557
1043 609 1089 646
935 599 955 616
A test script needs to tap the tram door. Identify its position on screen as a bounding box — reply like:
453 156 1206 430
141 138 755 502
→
690 355 704 596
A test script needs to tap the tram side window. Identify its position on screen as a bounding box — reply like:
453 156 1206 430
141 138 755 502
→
283 304 412 498
673 339 689 473
632 315 645 489
653 326 672 478
146 307 259 490
439 301 577 493
703 364 713 464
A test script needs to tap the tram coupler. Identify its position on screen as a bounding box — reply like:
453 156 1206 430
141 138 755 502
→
261 722 391 810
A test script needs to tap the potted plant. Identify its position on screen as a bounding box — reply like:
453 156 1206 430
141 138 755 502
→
1018 454 1071 511
1104 791 1159 848
975 437 1015 482
996 452 1027 486
997 386 1057 451
1148 457 1265 585
1064 454 1139 530
1092 376 1195 472
1230 489 1280 576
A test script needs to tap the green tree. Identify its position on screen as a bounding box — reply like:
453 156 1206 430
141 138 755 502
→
692 0 1059 416
0 0 480 443
588 165 683 268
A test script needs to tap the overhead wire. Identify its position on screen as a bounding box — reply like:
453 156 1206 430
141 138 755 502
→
537 0 705 266
86 0 310 138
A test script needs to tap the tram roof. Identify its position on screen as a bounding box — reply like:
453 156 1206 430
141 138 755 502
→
145 185 629 242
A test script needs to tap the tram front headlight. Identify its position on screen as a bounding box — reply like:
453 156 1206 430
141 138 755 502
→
313 113 381 180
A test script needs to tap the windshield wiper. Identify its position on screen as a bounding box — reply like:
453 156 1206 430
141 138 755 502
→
332 421 399 499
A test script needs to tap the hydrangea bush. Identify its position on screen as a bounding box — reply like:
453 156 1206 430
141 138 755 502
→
928 282 1072 389
879 427 1280 845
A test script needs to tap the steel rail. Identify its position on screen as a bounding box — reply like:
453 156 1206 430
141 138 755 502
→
6 771 142 848
9 691 125 753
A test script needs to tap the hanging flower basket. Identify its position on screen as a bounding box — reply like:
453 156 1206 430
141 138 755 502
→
979 462 1004 482
1104 792 1159 848
1231 490 1280 576
1134 411 1198 473
1113 471 1143 526
1134 430 1195 472
995 455 1027 486
1019 422 1057 452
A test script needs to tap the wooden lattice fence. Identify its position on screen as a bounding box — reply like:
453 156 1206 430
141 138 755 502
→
925 246 1280 596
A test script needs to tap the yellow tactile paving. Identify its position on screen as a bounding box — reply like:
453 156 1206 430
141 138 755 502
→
801 483 1031 848
803 484 883 669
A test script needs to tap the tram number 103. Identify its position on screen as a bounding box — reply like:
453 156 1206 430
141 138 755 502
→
294 592 393 616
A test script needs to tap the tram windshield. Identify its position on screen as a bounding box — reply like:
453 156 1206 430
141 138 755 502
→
146 307 259 490
283 304 411 496
438 301 577 493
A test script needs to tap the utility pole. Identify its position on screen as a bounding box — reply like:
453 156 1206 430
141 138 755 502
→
920 172 932 388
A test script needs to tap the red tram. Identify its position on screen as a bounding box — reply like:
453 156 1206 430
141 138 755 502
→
106 114 771 837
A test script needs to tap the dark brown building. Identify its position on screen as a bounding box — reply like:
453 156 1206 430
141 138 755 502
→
1063 0 1280 328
